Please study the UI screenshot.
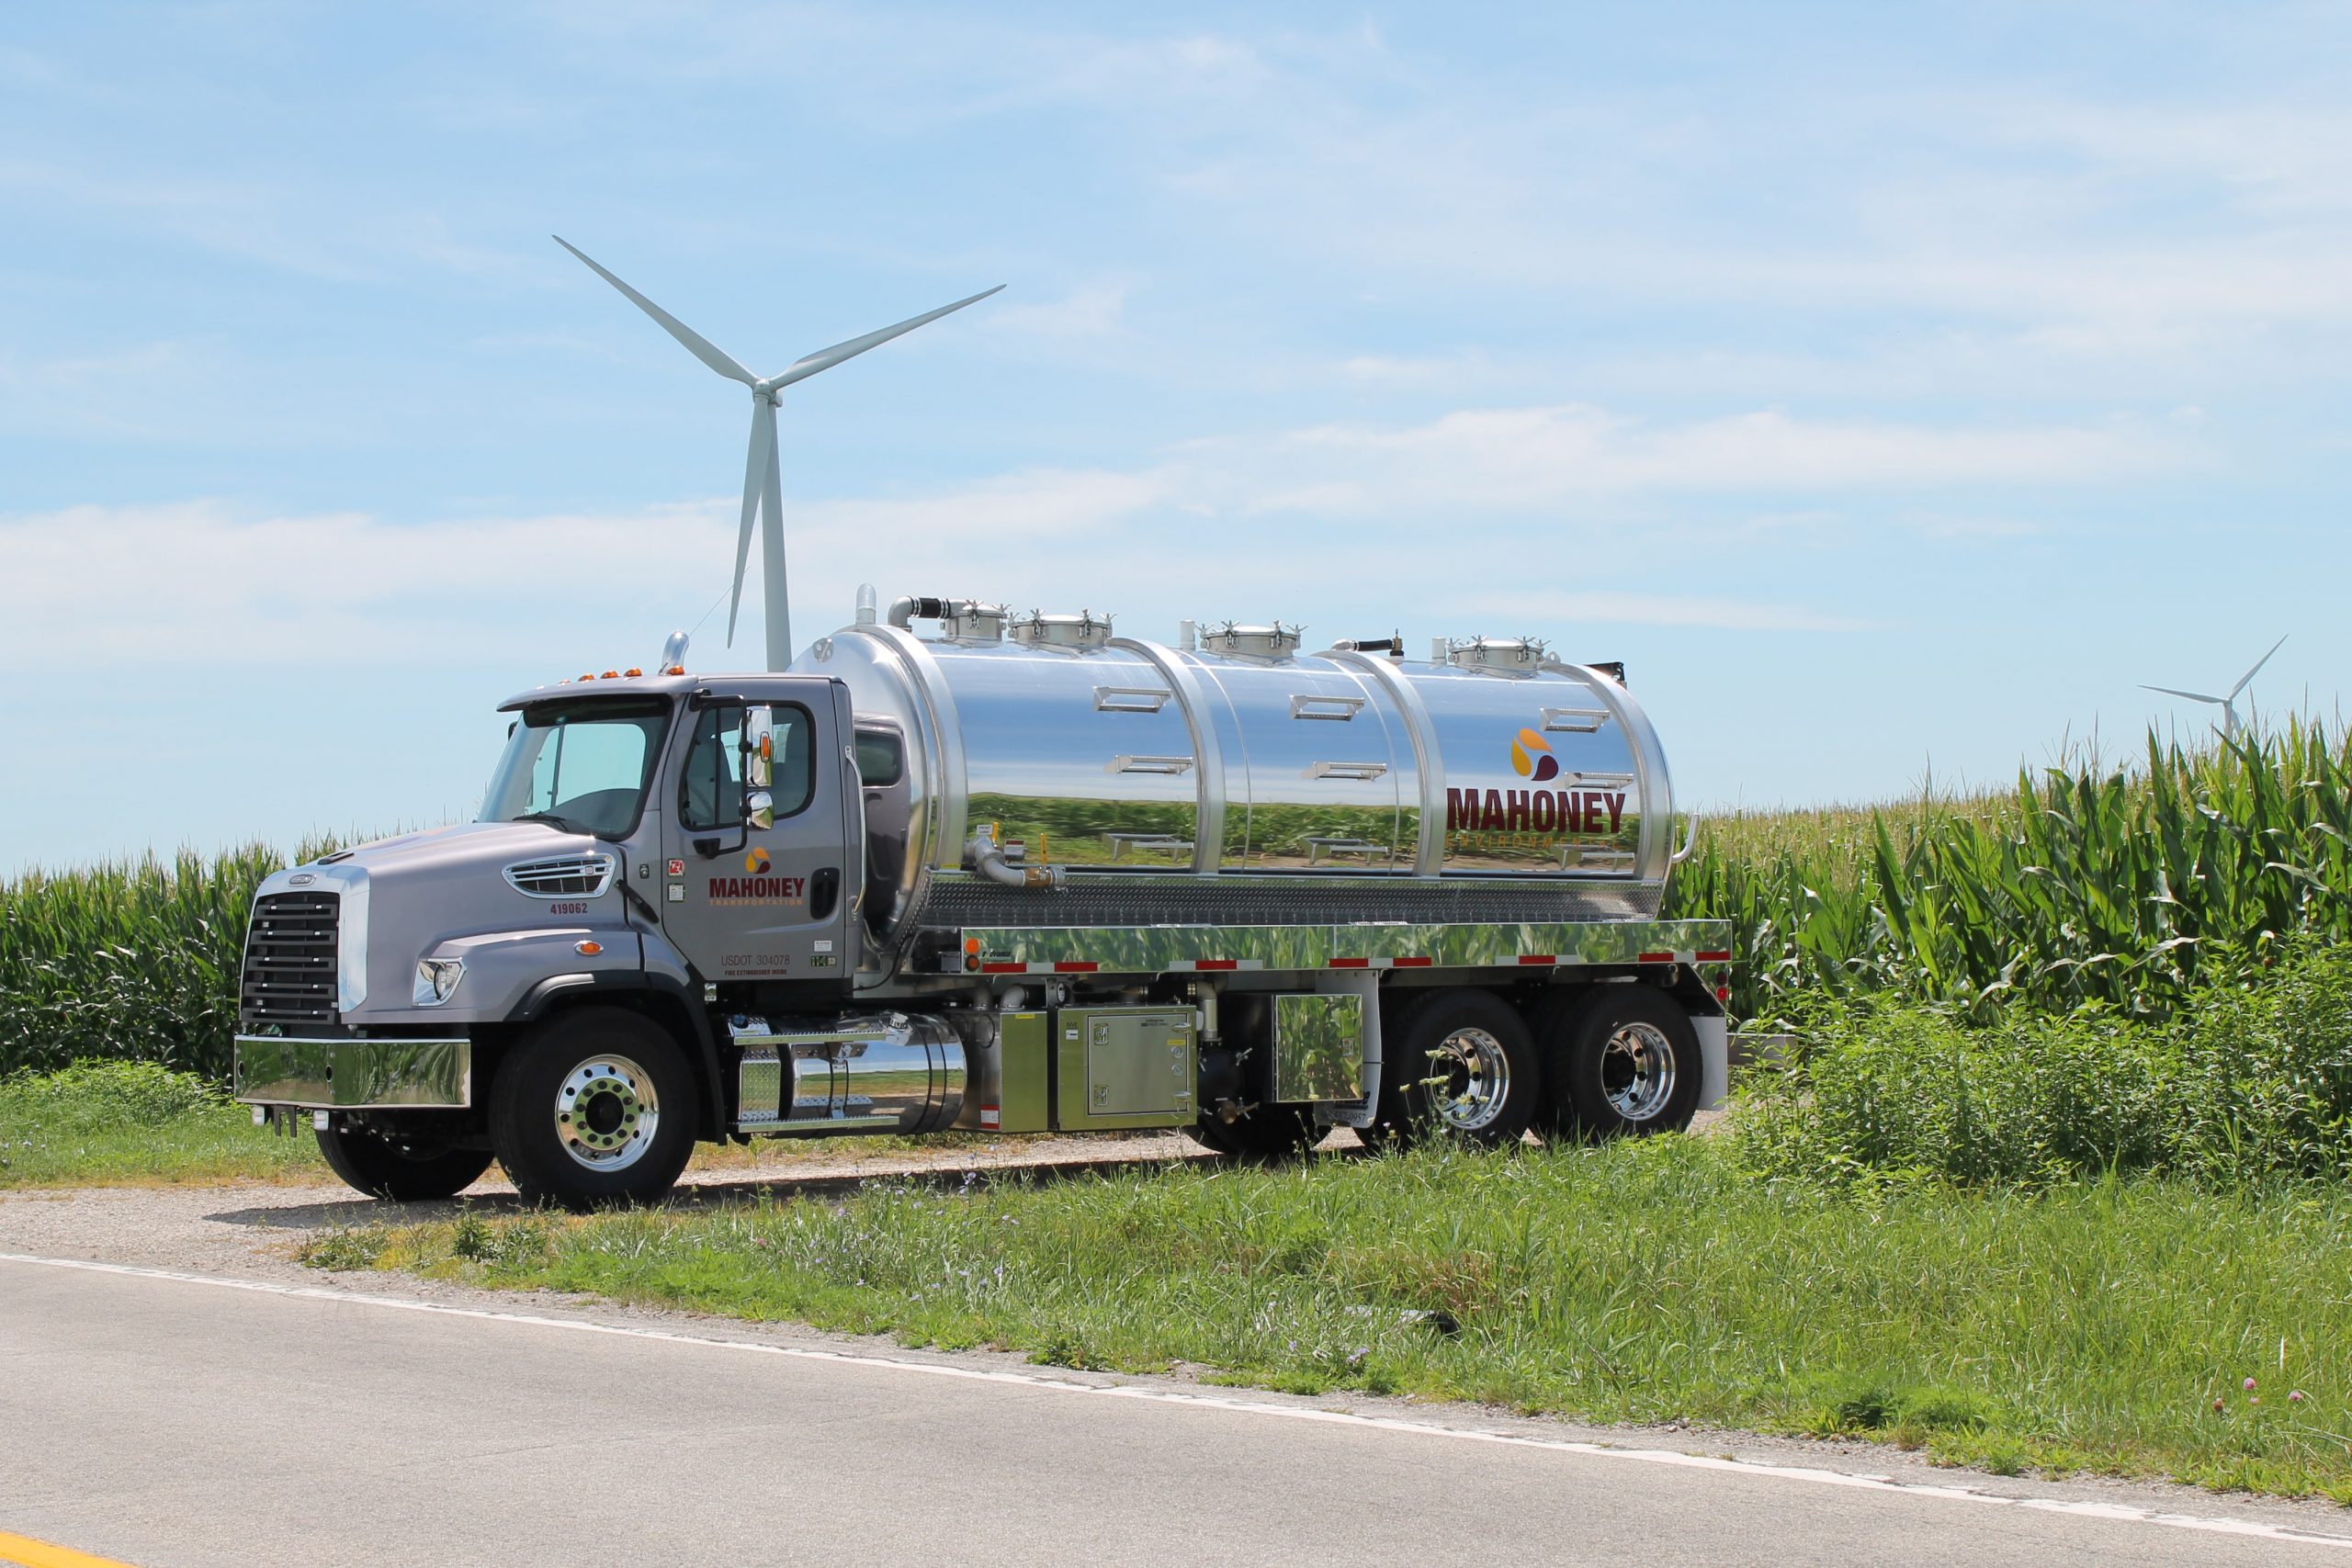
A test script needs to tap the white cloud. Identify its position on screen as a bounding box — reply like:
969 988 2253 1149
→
1462 590 1877 634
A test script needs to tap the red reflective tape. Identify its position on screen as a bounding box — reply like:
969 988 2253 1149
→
1518 954 1557 965
1392 956 1433 968
979 963 1024 975
1195 959 1239 971
1636 952 1673 964
1053 961 1099 974
1329 957 1371 968
1696 949 1732 963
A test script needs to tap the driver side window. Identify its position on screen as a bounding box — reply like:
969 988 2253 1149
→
678 704 816 831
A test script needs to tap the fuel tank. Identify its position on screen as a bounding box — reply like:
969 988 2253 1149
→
793 596 1680 953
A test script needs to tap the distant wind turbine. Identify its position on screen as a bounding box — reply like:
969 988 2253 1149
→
2141 635 2288 739
555 236 1002 670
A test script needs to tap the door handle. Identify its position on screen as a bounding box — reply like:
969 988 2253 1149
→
810 866 841 921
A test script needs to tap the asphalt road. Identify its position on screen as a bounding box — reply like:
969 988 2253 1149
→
3 1253 2349 1567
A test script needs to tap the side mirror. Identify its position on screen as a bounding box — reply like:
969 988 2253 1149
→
745 790 775 831
746 727 775 789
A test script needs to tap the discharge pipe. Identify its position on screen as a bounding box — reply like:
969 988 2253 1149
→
967 823 1067 890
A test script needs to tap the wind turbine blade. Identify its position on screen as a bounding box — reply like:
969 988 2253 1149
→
761 402 790 670
767 284 1006 389
553 235 758 388
2229 634 2289 699
2141 685 2224 705
725 406 773 647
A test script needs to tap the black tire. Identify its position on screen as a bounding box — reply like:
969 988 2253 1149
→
1385 988 1541 1147
1536 986 1703 1141
313 1121 493 1202
1184 1103 1319 1162
490 1007 698 1210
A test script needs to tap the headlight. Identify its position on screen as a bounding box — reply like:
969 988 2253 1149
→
413 957 465 1007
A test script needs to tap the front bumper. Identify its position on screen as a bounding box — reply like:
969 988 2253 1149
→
233 1035 472 1110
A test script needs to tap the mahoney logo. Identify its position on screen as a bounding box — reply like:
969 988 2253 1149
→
1444 725 1625 837
1510 728 1561 782
708 844 804 906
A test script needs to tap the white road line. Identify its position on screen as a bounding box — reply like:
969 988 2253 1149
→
6 1249 2349 1552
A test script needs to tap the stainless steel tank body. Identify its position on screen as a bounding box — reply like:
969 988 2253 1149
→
793 596 1679 956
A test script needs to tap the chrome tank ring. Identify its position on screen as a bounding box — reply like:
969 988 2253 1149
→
1601 1021 1678 1122
1430 1027 1511 1134
553 1055 661 1171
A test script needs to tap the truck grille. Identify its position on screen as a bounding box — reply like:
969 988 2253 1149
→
241 891 340 1025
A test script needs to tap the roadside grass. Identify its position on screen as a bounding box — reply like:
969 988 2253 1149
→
0 1061 322 1188
310 1137 2352 1504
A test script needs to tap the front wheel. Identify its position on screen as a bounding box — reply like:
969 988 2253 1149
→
1537 986 1702 1140
490 1008 697 1210
314 1120 492 1202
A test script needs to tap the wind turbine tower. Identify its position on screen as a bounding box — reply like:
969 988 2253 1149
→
2141 635 2289 739
555 237 1002 671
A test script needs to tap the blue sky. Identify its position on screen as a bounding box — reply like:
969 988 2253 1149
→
3 1 2347 871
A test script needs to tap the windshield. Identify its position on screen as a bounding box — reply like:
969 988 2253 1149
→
479 696 673 840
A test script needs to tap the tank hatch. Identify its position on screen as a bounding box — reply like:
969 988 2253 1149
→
1008 609 1114 651
1197 621 1303 659
1445 635 1548 673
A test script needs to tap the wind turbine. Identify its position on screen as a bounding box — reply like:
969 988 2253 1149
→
555 236 1002 670
2141 635 2288 739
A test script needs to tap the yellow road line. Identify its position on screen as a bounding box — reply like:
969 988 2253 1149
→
0 1529 143 1568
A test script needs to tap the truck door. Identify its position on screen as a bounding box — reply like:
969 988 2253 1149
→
661 681 854 989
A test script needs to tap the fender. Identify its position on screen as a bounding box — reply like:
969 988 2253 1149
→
507 969 727 1139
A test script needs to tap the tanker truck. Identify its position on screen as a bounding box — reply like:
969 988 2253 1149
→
233 590 1734 1208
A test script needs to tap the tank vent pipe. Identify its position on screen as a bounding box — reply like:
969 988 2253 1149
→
967 823 1066 891
855 583 878 625
1179 618 1197 651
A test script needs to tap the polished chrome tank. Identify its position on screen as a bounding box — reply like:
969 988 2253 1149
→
793 594 1679 954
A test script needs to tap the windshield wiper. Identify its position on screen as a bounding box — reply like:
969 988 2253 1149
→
513 811 590 835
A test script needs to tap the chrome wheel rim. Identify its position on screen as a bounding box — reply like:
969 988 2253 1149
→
1601 1022 1678 1122
1430 1027 1511 1134
553 1054 661 1171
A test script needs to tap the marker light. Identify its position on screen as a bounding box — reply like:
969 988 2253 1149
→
663 665 685 675
575 940 604 956
602 671 619 680
623 668 643 678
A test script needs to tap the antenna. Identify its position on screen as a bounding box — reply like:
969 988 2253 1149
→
2142 635 2288 739
554 237 1002 671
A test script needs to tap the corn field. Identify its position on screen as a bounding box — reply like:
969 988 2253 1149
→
1 840 337 1079
1668 722 2352 1021
6 726 2350 1080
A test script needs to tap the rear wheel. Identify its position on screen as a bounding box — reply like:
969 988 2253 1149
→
490 1008 697 1210
314 1120 492 1202
1537 986 1702 1140
1385 988 1541 1146
1185 1103 1319 1161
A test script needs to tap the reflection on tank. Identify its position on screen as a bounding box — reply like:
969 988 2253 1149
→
796 597 1681 952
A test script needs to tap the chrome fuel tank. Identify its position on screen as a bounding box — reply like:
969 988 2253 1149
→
793 599 1677 956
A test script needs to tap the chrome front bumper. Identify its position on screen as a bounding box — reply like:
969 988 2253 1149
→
233 1035 472 1110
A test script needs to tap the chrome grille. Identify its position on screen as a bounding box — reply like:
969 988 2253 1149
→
504 853 616 898
240 891 340 1025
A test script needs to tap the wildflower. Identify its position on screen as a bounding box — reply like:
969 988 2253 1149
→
2291 1391 2309 1404
2212 1398 2225 1413
2245 1376 2257 1391
1348 1347 1369 1368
